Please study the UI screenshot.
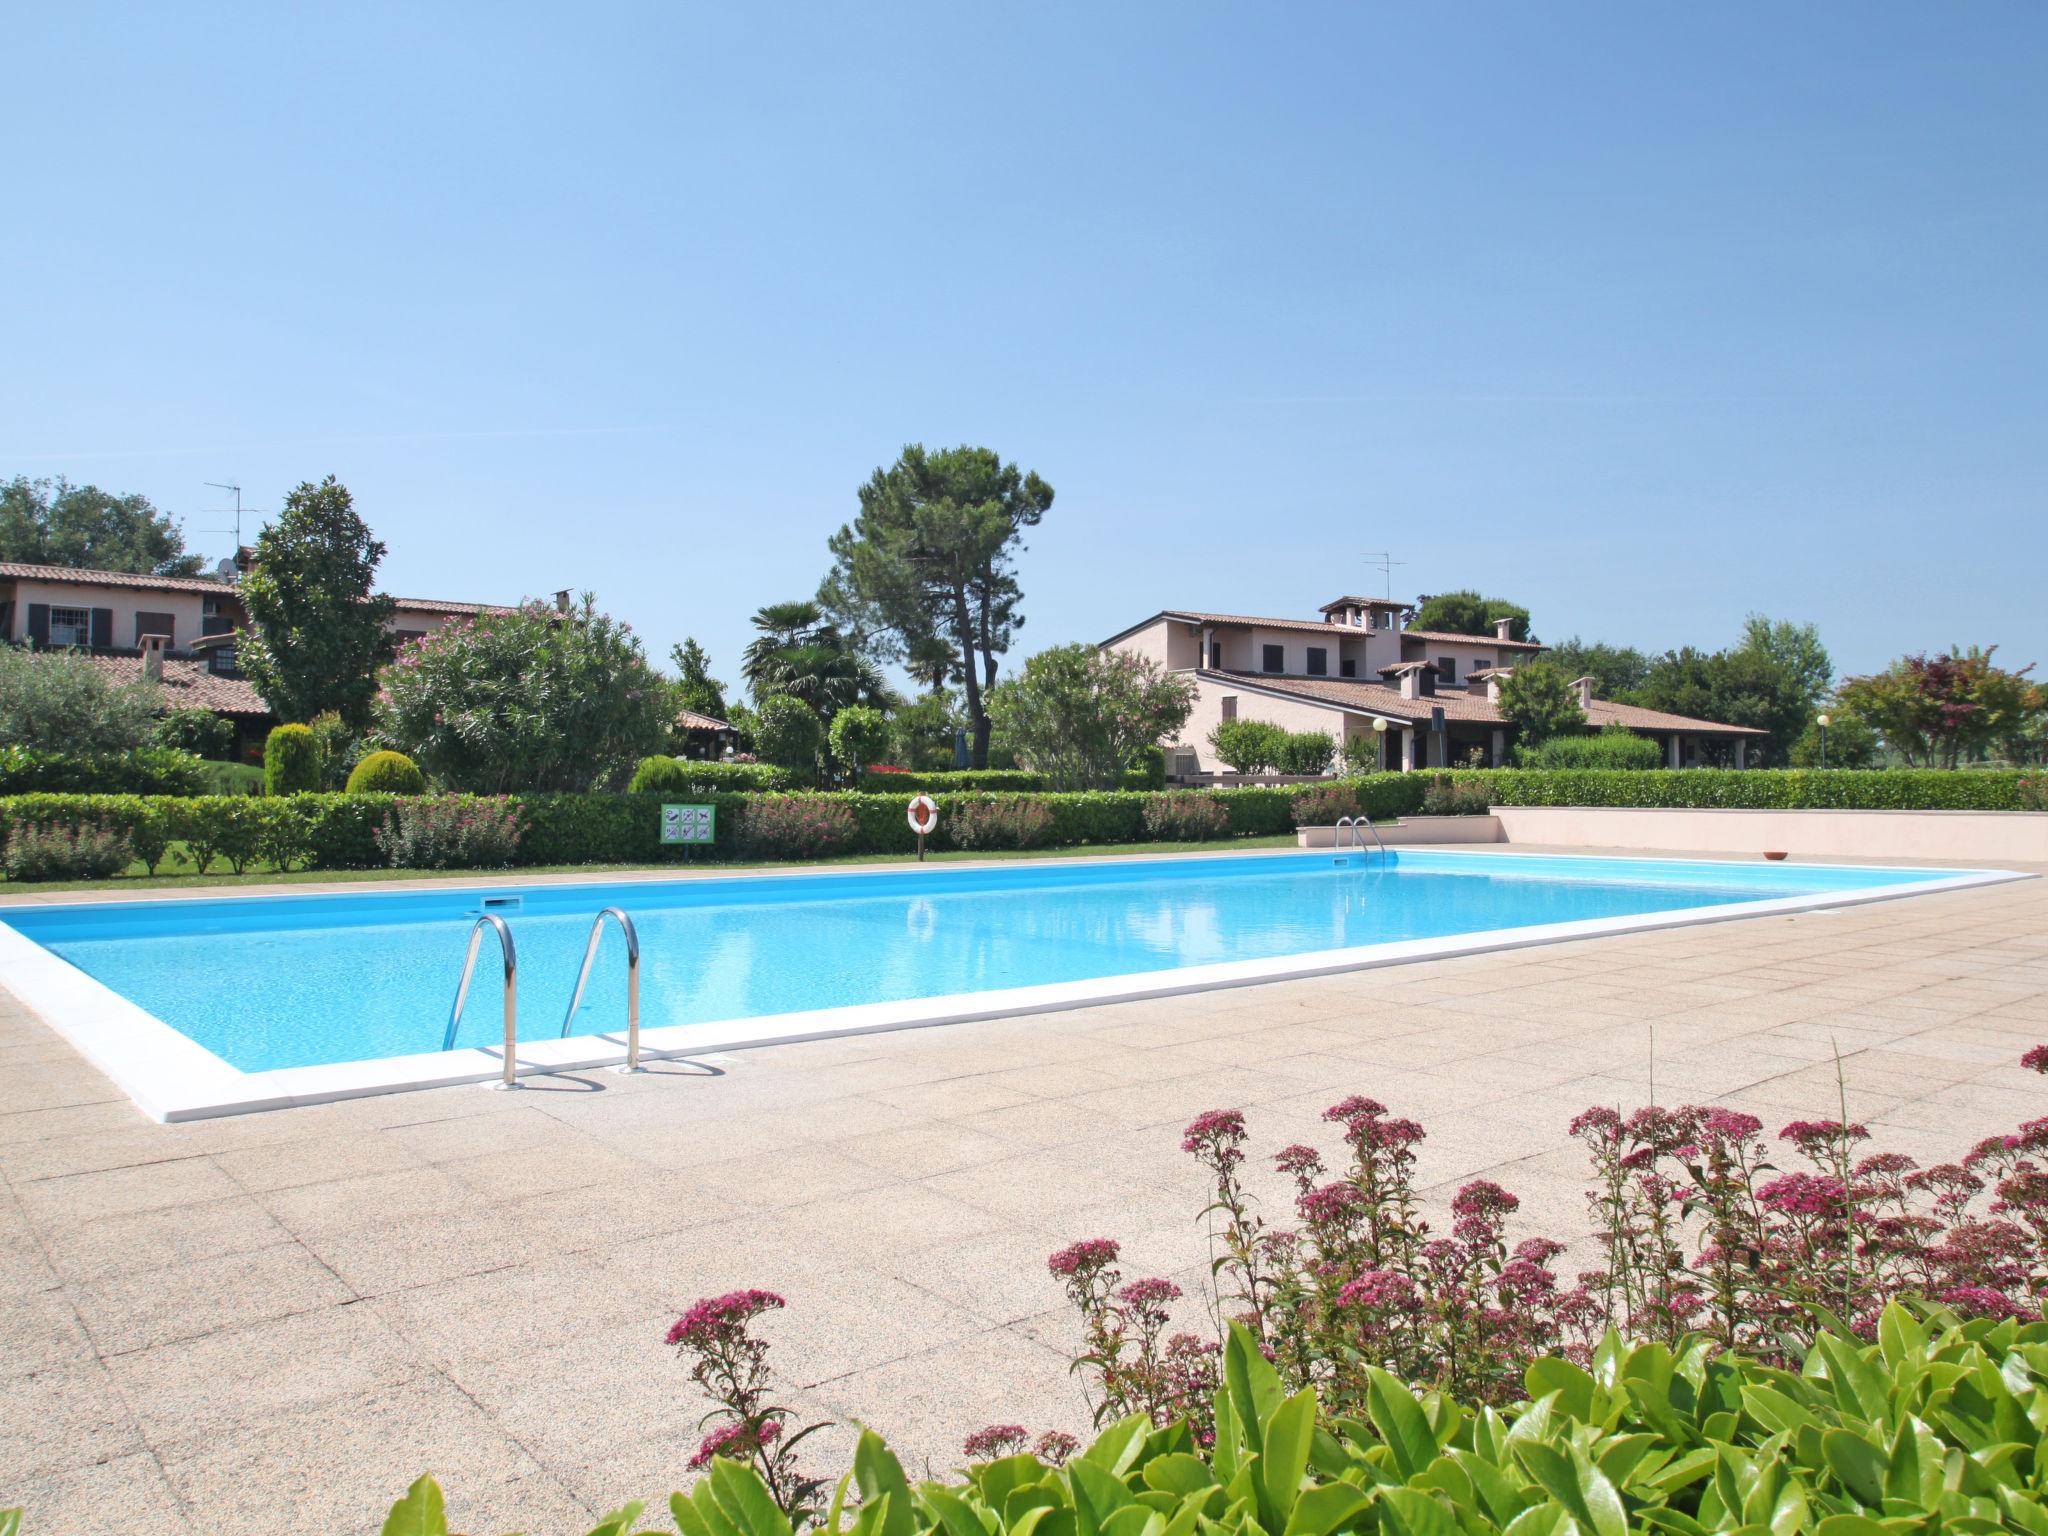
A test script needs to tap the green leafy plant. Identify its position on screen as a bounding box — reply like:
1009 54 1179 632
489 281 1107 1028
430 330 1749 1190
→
1289 782 1361 827
827 705 890 783
0 745 204 796
154 707 233 760
263 722 325 795
0 643 162 754
376 594 672 792
985 644 1195 791
1495 661 1585 747
373 796 525 870
752 696 827 780
346 750 426 795
1273 730 1337 776
1518 726 1662 770
1418 775 1492 815
630 758 791 794
1207 718 1288 775
737 795 858 858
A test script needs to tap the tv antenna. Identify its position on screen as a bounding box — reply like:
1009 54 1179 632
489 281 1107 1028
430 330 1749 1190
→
202 481 244 549
1362 551 1406 601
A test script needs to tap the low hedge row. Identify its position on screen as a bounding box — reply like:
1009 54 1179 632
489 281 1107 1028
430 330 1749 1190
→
2 770 2038 881
0 745 207 797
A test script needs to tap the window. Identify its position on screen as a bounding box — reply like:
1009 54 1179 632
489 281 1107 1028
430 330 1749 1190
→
1340 658 1356 678
208 644 239 676
1208 641 1222 668
1471 656 1493 673
48 607 90 647
1262 644 1284 673
1436 655 1456 683
1375 610 1393 630
1307 647 1327 676
1221 695 1238 721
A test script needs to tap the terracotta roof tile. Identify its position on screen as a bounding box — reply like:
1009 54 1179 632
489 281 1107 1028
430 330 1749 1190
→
66 650 272 716
0 560 238 596
675 708 733 732
1399 629 1545 651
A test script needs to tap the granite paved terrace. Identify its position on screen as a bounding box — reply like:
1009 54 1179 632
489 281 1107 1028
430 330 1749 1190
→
3 858 2045 1534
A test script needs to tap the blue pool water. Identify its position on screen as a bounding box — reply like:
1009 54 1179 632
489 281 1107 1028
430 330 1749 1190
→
3 851 1970 1073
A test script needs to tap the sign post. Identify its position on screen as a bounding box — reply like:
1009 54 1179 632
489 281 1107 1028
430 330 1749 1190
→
661 803 716 862
905 794 938 862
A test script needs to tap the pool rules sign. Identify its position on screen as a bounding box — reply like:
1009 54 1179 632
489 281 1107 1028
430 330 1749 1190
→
661 803 715 850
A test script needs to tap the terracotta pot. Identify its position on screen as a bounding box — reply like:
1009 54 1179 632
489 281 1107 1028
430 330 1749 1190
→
1764 850 1788 861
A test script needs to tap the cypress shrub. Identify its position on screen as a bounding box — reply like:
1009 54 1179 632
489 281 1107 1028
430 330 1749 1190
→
263 724 325 796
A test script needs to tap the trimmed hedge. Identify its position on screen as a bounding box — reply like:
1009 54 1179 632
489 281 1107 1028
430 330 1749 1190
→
345 750 426 794
2 771 2039 881
857 768 1049 793
628 757 792 794
0 745 206 797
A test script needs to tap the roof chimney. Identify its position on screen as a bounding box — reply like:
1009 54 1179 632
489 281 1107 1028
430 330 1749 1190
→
1571 675 1595 710
140 633 167 684
1494 617 1514 642
554 589 571 614
1486 669 1510 703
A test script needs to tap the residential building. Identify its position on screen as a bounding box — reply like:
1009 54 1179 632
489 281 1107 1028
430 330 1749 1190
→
1101 595 1765 772
0 558 525 756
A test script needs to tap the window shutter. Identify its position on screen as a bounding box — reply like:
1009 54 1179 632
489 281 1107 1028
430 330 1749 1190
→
26 603 49 646
90 608 115 649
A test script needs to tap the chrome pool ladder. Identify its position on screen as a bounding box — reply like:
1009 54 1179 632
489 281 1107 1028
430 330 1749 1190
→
1334 816 1389 859
444 913 520 1087
560 907 643 1073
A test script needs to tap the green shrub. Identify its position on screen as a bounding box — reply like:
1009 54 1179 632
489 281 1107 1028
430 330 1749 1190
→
856 769 1048 793
947 796 1056 850
1 822 132 881
1140 792 1231 841
263 724 325 795
1120 744 1167 790
737 795 858 858
154 707 233 760
1273 729 1336 776
0 745 204 796
1207 717 1287 774
345 750 426 795
1518 726 1663 770
255 799 316 872
628 757 788 794
1288 782 1359 827
0 642 161 754
827 705 890 781
373 796 525 869
1419 773 1494 815
752 696 825 779
308 710 368 789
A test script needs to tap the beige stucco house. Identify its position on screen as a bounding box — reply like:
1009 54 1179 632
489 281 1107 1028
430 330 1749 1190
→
1101 595 1766 773
1 556 528 756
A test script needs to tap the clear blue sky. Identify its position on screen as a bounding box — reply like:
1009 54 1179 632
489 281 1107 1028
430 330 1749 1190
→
5 4 2042 685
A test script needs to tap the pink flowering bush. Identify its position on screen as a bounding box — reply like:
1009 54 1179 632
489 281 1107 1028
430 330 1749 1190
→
373 794 524 869
665 1289 831 1520
736 795 859 858
1567 1055 2048 1360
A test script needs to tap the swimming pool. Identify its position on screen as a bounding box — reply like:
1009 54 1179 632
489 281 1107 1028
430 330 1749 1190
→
0 848 2019 1120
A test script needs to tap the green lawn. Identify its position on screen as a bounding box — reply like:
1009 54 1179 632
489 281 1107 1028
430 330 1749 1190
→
0 834 1304 895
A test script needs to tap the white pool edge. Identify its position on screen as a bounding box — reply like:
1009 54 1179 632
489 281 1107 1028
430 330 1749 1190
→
0 857 2030 1122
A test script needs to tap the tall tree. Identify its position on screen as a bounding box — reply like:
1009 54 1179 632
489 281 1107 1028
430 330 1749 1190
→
1738 614 1832 710
1628 645 1810 765
1412 590 1534 643
1834 646 2040 768
237 476 395 726
1542 636 1652 697
1495 660 1584 747
669 637 729 721
986 643 1195 791
824 444 1053 768
0 475 203 575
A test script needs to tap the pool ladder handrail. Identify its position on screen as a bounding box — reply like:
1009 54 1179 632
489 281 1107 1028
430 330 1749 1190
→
444 913 520 1087
1333 815 1389 859
559 907 643 1073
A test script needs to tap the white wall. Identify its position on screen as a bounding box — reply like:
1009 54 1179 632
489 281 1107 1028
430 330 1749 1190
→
1492 806 2048 864
1176 675 1365 771
5 578 227 652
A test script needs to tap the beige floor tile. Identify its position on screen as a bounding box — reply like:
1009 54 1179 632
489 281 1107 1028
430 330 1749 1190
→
69 1239 355 1356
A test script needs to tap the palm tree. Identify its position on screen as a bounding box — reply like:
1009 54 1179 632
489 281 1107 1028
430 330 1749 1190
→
742 601 888 720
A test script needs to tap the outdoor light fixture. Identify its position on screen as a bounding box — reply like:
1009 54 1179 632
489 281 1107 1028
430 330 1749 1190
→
1817 713 1831 770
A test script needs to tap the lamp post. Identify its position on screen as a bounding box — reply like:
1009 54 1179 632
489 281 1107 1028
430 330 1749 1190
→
1372 716 1389 772
1816 712 1830 770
